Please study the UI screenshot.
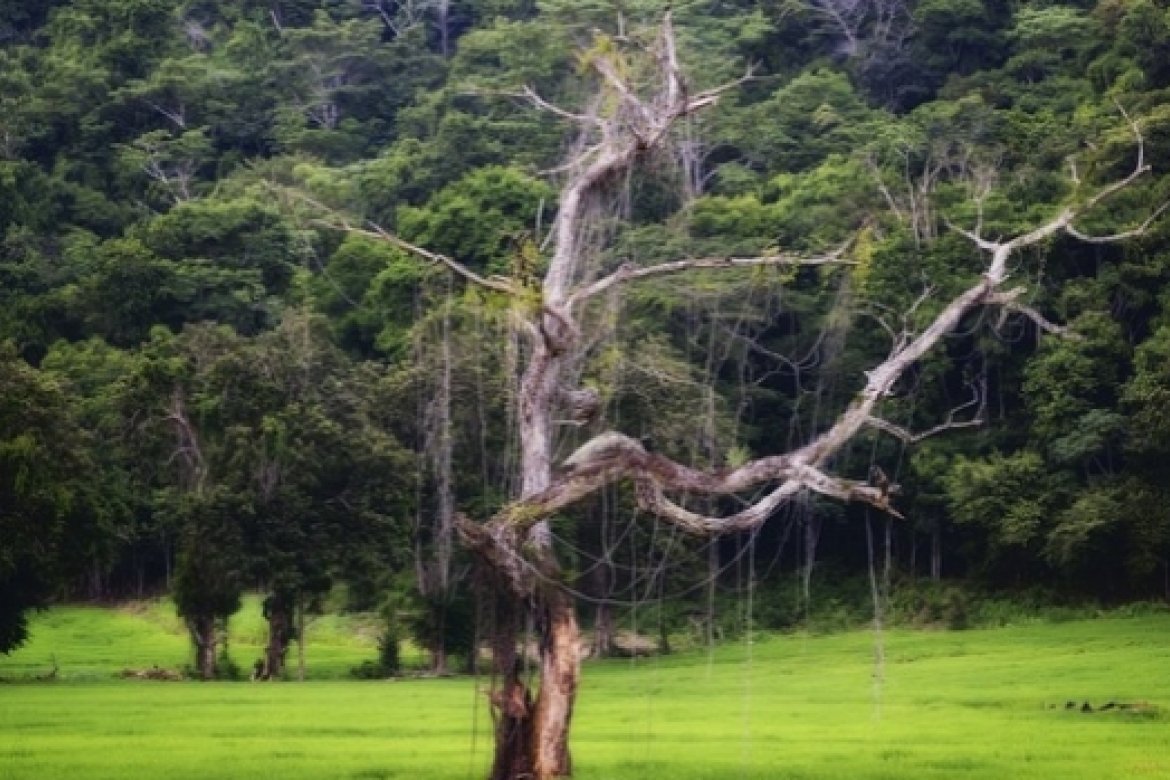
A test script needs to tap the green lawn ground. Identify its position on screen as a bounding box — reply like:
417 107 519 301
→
2 606 1169 779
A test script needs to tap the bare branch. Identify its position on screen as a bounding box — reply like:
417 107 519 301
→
986 287 1075 337
165 387 206 492
590 57 649 122
568 245 852 306
1077 100 1149 213
517 86 603 126
143 99 186 129
281 188 520 296
866 385 984 443
944 113 1159 260
866 414 983 443
683 67 756 114
942 216 999 252
1065 201 1170 244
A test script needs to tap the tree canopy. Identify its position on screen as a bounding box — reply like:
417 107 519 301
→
1 0 1168 720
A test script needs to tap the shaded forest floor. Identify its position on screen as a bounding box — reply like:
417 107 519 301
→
2 606 1169 778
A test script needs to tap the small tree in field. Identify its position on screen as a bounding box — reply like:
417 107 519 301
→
300 15 1162 779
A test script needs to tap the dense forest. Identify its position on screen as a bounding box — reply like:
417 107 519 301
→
3 0 1170 700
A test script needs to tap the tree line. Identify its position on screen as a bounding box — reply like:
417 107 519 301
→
3 0 1170 692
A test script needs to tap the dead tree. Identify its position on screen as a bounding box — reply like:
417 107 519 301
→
297 15 1163 779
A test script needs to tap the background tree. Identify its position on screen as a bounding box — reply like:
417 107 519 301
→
0 344 119 653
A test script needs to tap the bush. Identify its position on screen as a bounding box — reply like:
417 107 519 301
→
891 582 971 629
349 660 387 680
349 606 401 679
216 646 242 680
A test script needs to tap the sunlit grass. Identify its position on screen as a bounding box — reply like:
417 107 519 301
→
2 607 1168 779
0 596 421 681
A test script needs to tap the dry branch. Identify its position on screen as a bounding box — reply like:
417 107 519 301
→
567 246 852 305
280 189 519 295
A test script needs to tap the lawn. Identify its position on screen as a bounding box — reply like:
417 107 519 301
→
2 606 1169 779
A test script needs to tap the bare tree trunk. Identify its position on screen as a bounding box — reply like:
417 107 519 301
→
530 588 579 779
487 585 533 780
801 513 821 616
909 530 918 579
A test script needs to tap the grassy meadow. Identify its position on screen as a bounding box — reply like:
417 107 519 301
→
2 603 1169 779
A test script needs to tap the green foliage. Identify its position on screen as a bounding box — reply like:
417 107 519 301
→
718 70 880 175
397 165 553 273
404 588 477 666
1023 312 1127 453
945 451 1065 550
0 343 119 652
3 0 1170 644
351 602 403 678
170 489 248 627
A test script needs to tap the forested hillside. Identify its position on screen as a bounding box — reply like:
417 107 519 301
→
3 0 1169 676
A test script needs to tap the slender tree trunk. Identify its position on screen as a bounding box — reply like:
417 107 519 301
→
587 497 614 659
802 514 821 616
432 292 454 675
416 280 455 676
931 524 942 581
1162 558 1168 602
909 531 918 579
592 600 613 659
707 540 719 648
430 612 449 675
297 594 306 682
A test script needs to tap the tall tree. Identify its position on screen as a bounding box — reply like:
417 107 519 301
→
0 343 115 653
299 15 1165 778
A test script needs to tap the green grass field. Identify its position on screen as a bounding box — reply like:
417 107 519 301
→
2 605 1169 779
